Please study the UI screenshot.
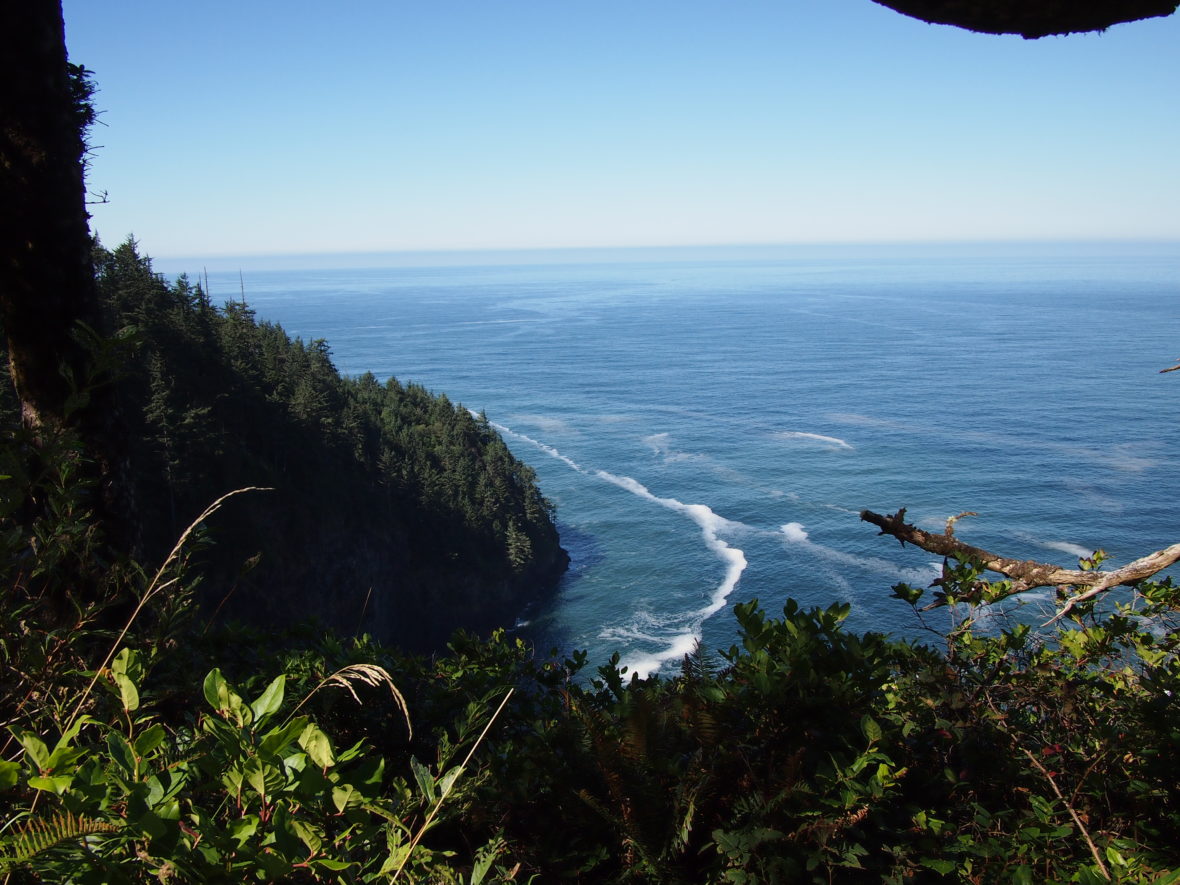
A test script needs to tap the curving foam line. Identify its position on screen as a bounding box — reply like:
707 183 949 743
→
490 419 748 679
490 421 583 472
780 521 939 585
1026 537 1095 561
596 470 748 677
775 430 854 449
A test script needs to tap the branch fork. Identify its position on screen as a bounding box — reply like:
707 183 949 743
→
860 508 1180 622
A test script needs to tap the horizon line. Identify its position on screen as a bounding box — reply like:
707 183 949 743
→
150 237 1180 273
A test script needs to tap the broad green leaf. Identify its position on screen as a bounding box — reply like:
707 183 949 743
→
250 674 286 722
28 774 73 794
58 712 96 750
290 816 323 854
349 754 385 797
230 814 260 848
221 766 244 797
107 732 137 774
45 743 86 773
272 805 304 859
202 668 250 725
145 774 165 806
148 769 188 806
243 756 271 799
111 648 141 712
156 799 180 821
259 716 307 757
890 582 924 604
202 668 227 711
860 715 882 744
11 728 50 771
298 722 335 769
470 837 506 885
332 783 360 812
134 723 167 757
227 690 252 727
0 759 19 790
310 858 353 872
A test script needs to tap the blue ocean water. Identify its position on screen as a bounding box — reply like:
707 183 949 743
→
196 245 1180 676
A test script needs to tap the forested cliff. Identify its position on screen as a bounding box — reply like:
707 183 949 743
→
1 2 1178 882
71 239 567 648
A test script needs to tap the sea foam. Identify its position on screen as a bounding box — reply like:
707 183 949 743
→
595 470 747 678
775 431 853 450
780 522 939 585
491 421 582 472
491 423 749 678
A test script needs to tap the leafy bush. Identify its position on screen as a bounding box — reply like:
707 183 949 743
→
3 349 1178 883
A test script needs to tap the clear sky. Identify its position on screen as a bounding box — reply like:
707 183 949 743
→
61 1 1180 262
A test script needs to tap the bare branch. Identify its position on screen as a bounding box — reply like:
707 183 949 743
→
860 508 1180 621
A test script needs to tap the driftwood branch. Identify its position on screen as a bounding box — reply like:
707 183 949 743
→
860 508 1180 622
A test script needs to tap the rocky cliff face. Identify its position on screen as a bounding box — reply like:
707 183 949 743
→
201 483 568 653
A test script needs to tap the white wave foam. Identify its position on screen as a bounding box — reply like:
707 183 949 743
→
830 413 1157 474
1038 539 1095 560
621 632 700 680
490 421 583 472
1012 533 1094 561
775 430 853 450
779 521 940 585
484 421 749 679
596 470 748 678
781 522 809 543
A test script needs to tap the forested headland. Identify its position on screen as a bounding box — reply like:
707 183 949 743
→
77 238 565 649
2 2 1179 882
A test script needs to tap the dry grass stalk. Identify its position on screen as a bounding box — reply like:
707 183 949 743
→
288 663 412 740
64 487 271 734
391 688 516 882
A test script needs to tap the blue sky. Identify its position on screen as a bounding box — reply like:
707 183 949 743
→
62 1 1179 261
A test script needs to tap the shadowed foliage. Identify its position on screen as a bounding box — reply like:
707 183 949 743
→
871 0 1177 38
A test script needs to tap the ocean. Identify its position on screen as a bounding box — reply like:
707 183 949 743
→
190 243 1180 677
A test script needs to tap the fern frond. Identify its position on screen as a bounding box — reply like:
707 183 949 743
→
0 811 118 870
680 642 717 682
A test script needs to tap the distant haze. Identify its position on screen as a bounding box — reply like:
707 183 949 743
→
151 241 1180 276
